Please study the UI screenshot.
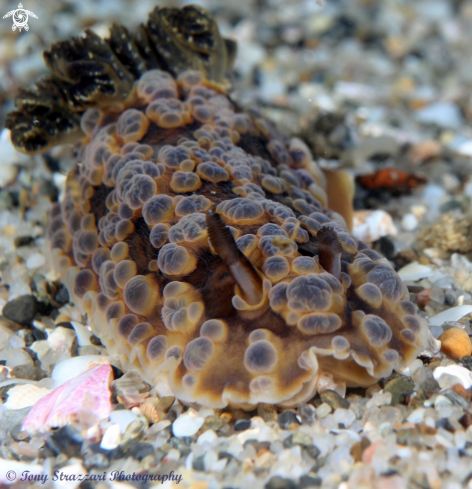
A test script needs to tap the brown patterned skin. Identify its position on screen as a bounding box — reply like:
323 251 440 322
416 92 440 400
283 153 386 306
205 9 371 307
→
7 5 429 409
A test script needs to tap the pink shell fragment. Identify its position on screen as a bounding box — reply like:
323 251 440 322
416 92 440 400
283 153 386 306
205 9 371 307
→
22 364 112 432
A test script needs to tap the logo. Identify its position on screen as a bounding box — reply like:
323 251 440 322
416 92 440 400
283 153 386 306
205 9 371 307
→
3 3 37 32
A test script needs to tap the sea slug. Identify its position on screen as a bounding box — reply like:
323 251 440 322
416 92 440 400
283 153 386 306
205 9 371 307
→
5 4 430 408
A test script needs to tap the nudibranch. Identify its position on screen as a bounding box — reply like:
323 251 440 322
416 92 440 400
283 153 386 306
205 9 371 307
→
6 5 430 408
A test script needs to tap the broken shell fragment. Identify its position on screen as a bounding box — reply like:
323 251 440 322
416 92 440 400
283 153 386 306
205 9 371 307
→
22 364 113 432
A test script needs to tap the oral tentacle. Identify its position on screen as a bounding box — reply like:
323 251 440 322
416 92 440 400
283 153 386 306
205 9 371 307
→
206 211 263 306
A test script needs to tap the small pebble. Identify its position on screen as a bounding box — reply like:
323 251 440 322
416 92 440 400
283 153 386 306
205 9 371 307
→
10 365 46 381
119 420 145 451
257 403 278 422
366 390 392 408
440 199 462 213
2 295 39 326
444 291 457 307
439 328 472 360
448 382 471 402
9 335 24 348
284 431 312 447
45 425 83 457
155 396 175 413
128 441 155 461
373 235 401 260
265 475 298 489
414 376 440 405
299 404 316 426
54 287 69 304
202 415 225 432
234 419 251 431
401 213 418 231
89 335 102 346
429 287 445 304
14 236 34 248
434 395 453 409
407 408 426 424
416 102 462 128
31 327 47 341
383 377 415 405
0 316 23 333
460 355 472 370
299 475 322 487
277 410 300 430
197 429 218 444
316 403 332 418
83 453 109 470
25 253 45 270
320 390 349 409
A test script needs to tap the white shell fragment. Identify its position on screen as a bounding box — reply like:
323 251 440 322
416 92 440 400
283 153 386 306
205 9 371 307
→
353 210 397 244
0 347 34 368
109 409 139 433
47 326 76 351
407 408 426 424
22 364 112 432
0 128 21 165
172 409 204 437
70 321 93 346
433 365 472 390
428 305 472 327
420 331 442 358
25 253 46 270
100 423 122 449
397 262 434 282
317 372 346 398
394 358 423 377
51 355 109 386
401 213 418 231
4 384 51 410
0 129 20 188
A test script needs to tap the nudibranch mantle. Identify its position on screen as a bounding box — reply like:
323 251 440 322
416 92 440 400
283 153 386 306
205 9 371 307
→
6 5 430 408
